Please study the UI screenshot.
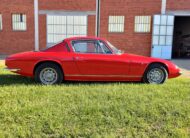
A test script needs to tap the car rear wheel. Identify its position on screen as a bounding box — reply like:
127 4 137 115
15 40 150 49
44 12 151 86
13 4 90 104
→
35 63 63 85
143 64 168 84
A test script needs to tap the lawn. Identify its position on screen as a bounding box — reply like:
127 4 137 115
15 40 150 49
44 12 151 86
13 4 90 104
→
0 61 190 137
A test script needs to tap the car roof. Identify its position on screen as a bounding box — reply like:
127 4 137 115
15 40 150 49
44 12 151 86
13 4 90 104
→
64 36 106 41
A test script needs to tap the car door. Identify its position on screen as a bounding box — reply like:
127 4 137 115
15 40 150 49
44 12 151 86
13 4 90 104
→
71 39 130 76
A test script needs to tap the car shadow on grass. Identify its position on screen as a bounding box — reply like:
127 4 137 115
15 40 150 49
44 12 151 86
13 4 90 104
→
0 74 142 86
0 74 35 85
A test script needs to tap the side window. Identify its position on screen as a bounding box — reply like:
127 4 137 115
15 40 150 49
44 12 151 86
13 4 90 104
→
72 41 97 53
72 40 112 54
98 41 112 54
44 41 70 52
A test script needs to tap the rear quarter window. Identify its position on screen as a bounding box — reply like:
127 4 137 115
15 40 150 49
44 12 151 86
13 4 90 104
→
44 41 70 52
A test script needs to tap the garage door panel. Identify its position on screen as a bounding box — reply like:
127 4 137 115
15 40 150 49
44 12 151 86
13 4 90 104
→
162 46 172 59
151 15 174 59
152 46 162 58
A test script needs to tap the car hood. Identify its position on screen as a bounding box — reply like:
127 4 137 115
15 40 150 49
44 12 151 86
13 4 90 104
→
121 53 174 66
122 53 161 61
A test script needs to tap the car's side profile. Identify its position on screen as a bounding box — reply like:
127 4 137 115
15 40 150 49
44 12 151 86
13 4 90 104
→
5 37 181 85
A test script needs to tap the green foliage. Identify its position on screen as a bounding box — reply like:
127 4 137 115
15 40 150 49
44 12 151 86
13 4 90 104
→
0 61 190 137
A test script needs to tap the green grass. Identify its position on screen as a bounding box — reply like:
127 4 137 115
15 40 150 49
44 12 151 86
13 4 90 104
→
0 61 190 137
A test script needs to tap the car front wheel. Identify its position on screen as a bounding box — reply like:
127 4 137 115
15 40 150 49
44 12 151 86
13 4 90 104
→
143 64 168 84
35 63 63 85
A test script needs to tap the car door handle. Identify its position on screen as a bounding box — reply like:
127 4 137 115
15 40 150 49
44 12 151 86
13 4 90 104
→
75 57 85 61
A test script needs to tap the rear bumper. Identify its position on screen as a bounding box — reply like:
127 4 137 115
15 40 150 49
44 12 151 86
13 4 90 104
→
179 71 183 75
4 68 21 72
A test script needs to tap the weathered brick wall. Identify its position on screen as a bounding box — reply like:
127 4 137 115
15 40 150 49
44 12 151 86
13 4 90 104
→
38 0 96 50
39 14 47 50
0 0 96 54
167 0 190 10
100 0 162 56
0 0 34 55
39 0 96 11
87 15 96 36
1 0 190 55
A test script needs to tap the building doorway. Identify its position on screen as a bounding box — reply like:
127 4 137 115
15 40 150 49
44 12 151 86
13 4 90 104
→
172 16 190 59
151 15 174 59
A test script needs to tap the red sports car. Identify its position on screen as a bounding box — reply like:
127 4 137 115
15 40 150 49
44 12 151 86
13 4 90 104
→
5 37 181 85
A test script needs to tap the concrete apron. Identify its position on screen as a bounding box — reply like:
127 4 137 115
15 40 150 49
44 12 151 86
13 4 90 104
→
172 60 190 78
0 55 7 60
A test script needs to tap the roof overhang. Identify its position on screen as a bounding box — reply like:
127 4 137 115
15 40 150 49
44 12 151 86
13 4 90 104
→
166 10 190 16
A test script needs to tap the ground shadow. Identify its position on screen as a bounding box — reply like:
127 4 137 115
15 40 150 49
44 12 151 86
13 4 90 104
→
0 74 35 86
0 74 142 86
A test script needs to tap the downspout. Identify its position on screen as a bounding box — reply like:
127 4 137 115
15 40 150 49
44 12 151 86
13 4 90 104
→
34 0 39 51
96 0 100 37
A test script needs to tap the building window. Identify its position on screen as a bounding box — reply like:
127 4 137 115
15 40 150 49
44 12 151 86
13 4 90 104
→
12 14 27 31
108 16 125 33
0 14 2 31
47 15 87 45
134 16 151 33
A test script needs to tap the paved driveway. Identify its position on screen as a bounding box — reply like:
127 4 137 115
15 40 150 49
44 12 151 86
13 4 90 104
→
172 60 190 78
0 56 7 60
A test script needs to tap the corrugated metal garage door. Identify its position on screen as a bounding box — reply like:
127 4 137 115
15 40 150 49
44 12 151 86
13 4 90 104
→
47 15 87 47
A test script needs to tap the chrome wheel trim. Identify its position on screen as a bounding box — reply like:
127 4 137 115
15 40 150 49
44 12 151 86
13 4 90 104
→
39 68 58 85
147 68 165 84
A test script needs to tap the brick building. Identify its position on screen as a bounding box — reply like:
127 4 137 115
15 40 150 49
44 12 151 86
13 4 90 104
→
0 0 190 59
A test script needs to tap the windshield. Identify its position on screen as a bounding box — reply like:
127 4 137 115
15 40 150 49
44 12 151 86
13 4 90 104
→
107 41 122 54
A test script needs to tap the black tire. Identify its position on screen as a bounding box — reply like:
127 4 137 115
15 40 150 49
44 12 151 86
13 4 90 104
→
143 64 168 84
34 62 63 85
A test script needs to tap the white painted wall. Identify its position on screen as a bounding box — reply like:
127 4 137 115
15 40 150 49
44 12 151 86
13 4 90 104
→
34 0 39 51
161 0 167 14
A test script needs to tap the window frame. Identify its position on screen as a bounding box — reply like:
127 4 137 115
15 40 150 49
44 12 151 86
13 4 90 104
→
71 39 113 54
108 16 125 33
134 15 152 33
12 13 27 31
47 15 88 45
65 42 71 52
98 40 113 54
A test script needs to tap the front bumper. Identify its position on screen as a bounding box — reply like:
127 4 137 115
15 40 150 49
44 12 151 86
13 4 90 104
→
169 71 182 78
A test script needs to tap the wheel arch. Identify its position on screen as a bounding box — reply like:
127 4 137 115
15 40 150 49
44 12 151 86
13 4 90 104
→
145 62 169 74
33 60 64 76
